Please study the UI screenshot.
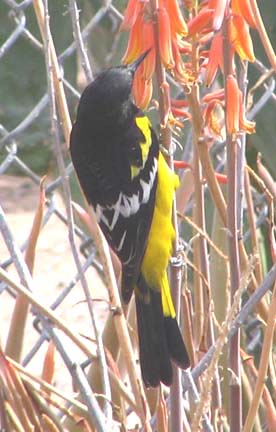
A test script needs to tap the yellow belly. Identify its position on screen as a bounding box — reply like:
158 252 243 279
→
141 153 179 317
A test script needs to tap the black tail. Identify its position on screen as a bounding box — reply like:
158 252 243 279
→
135 277 190 387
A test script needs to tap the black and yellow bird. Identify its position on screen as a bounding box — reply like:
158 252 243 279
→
70 51 190 387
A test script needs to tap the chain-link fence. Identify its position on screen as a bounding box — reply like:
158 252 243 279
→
0 1 130 430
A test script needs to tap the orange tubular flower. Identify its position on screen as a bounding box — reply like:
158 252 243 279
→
178 39 192 54
210 0 227 31
231 0 257 28
171 36 188 83
199 31 215 46
171 107 191 120
132 73 153 110
205 32 224 86
239 109 255 134
202 88 225 103
120 0 143 30
140 79 153 110
121 1 155 109
140 21 156 80
157 7 175 69
188 8 214 36
205 100 225 139
229 14 255 62
215 173 228 184
141 47 156 81
173 160 192 169
226 75 240 135
121 0 188 108
165 0 188 36
174 161 228 184
132 68 143 107
225 75 255 136
122 11 143 64
238 92 255 134
171 98 189 108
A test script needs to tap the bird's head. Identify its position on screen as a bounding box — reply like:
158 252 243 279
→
77 50 150 126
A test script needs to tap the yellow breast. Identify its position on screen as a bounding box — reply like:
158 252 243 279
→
141 153 179 290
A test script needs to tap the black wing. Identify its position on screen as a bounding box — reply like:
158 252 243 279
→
70 113 159 304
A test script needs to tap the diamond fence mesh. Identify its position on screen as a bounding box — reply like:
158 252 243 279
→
0 1 129 430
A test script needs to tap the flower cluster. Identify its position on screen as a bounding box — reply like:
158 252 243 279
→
121 0 256 138
186 0 256 137
121 0 188 109
203 0 256 87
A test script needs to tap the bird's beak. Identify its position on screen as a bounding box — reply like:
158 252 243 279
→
128 49 151 73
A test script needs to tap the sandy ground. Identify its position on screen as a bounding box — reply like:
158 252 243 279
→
0 175 109 389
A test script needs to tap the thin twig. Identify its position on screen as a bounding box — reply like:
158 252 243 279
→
191 256 255 430
48 326 106 431
222 12 242 429
244 168 263 284
249 0 276 73
189 262 276 383
0 266 98 359
178 213 228 261
6 356 88 414
243 280 276 431
0 206 34 294
68 0 93 83
32 0 71 144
